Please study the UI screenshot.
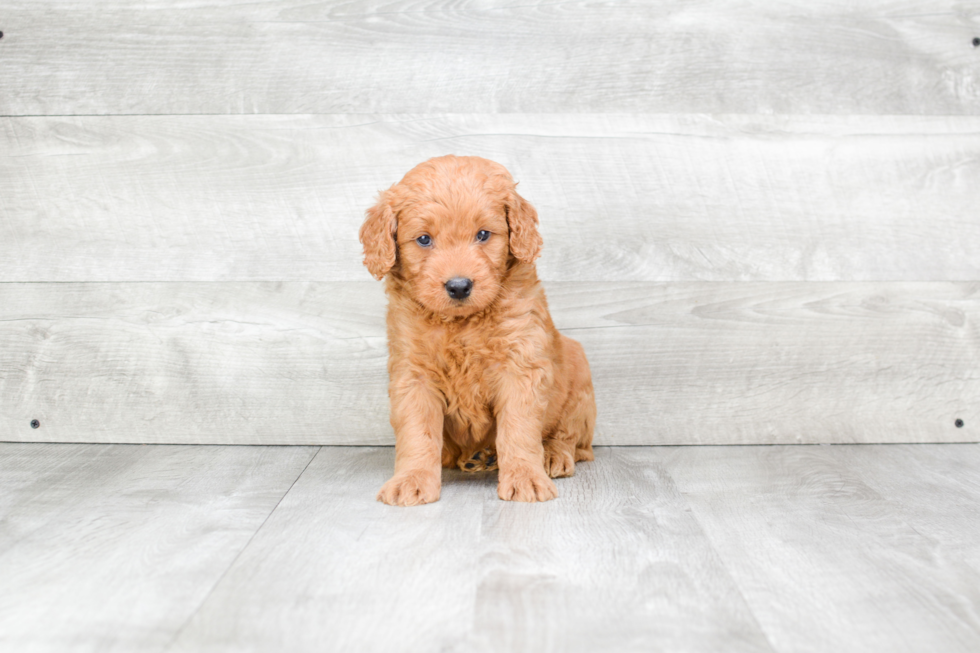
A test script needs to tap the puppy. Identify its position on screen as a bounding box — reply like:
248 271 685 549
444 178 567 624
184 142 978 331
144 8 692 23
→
359 155 596 506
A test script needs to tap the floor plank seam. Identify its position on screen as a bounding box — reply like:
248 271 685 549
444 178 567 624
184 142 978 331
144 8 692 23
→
668 477 781 653
159 445 322 652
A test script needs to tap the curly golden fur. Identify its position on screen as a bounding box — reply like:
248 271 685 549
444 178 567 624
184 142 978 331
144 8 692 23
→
360 155 596 506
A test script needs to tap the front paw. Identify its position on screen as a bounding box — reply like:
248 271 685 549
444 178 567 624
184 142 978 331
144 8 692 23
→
377 470 440 506
498 466 558 502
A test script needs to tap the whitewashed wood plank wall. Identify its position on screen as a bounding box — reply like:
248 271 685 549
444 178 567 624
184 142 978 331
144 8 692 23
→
3 115 980 283
1 1 978 115
1 1 978 445
1 282 975 444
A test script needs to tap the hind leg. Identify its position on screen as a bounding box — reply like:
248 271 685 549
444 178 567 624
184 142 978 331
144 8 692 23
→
543 335 596 479
542 396 594 478
572 389 596 465
543 438 576 478
575 443 594 462
441 435 462 469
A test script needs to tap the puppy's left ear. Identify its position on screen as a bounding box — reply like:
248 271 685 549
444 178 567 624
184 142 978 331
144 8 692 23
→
359 190 398 280
507 186 542 264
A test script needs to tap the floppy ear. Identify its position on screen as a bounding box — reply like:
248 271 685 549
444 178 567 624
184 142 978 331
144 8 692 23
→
507 186 542 264
359 191 398 280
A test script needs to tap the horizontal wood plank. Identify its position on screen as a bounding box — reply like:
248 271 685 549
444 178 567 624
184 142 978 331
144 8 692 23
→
1 1 978 115
3 114 980 282
0 282 391 445
1 281 976 445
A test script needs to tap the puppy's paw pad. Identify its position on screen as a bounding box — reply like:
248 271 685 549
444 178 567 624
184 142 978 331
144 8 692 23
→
377 471 440 507
498 470 558 502
543 446 575 478
458 447 498 473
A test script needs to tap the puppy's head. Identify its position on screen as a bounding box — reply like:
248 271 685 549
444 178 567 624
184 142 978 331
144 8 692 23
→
359 155 541 317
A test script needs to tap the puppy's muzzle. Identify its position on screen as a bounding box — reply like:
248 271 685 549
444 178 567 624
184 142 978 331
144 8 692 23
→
445 277 474 301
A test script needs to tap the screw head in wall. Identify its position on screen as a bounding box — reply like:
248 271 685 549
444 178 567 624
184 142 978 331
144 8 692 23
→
31 419 40 429
955 419 964 428
974 37 980 47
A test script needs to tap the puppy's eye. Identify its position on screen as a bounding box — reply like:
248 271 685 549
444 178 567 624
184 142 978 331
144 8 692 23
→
416 234 432 247
476 230 491 242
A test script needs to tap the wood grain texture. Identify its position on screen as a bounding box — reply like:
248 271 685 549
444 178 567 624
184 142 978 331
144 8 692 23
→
468 447 772 653
3 114 980 282
661 444 980 653
7 444 980 652
0 282 391 445
574 281 979 445
169 446 775 653
833 444 980 576
169 447 490 653
1 1 978 115
1 281 975 445
0 443 317 653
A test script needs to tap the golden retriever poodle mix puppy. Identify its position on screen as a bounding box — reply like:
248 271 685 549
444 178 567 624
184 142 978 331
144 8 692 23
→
359 155 596 506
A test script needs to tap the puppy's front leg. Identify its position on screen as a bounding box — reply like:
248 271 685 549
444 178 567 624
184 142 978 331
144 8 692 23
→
377 377 444 506
494 373 559 503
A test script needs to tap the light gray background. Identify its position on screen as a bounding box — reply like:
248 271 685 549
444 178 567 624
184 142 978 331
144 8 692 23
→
1 1 978 444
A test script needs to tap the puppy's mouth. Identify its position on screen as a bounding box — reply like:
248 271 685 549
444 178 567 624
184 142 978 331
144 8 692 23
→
439 299 487 321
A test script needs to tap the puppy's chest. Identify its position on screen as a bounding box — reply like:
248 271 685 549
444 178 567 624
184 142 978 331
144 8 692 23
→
423 328 502 419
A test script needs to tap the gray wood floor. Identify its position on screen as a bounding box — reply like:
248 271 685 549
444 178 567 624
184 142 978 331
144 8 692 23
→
3 443 979 653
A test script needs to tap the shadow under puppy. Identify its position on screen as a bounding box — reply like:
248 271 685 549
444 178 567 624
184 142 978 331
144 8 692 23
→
360 155 595 506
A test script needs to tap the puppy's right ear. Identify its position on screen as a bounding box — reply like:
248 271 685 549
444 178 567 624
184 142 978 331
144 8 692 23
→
359 191 398 280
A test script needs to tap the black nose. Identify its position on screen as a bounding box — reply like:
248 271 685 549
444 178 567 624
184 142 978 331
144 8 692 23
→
445 277 474 300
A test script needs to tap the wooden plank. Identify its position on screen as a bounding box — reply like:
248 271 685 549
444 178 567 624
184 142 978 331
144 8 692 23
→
468 448 774 652
1 1 978 115
661 445 980 653
170 447 492 653
1 281 976 445
832 444 980 576
0 282 391 445
169 446 775 653
0 443 159 555
572 281 980 445
0 443 317 653
7 445 980 651
3 114 980 283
